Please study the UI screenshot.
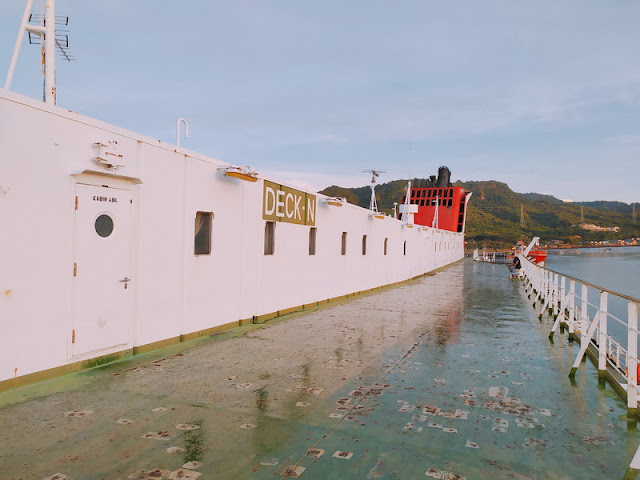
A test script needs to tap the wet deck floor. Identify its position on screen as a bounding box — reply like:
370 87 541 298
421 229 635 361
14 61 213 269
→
2 260 640 480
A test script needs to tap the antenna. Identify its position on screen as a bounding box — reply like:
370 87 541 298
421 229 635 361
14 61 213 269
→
5 0 74 105
27 14 75 62
361 169 386 212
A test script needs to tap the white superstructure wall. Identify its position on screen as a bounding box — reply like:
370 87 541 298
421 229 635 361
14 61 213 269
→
0 90 464 385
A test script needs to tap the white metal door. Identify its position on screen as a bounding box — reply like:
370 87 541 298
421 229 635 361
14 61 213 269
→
72 184 132 357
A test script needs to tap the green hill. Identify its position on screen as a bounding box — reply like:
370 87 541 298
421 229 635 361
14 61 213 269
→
319 179 640 248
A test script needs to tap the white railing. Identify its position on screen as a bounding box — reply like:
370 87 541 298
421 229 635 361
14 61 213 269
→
518 254 640 412
473 249 512 264
519 254 640 479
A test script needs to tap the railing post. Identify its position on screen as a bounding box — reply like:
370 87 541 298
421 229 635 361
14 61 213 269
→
598 291 608 375
539 269 548 318
581 285 588 345
547 270 552 310
550 274 567 338
628 301 639 414
568 280 575 339
559 276 566 320
552 273 559 316
624 444 640 480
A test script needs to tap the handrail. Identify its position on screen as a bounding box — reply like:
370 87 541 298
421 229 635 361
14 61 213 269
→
538 264 639 304
517 253 639 412
508 253 640 478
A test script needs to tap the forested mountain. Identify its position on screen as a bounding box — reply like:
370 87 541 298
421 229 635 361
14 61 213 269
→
319 179 640 248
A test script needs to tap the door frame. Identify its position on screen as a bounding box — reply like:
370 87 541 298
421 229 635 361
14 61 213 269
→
70 177 136 360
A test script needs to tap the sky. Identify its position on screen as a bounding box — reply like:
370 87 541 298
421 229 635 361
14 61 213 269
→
1 1 640 203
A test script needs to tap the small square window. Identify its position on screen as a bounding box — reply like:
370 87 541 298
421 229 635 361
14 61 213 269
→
194 212 213 255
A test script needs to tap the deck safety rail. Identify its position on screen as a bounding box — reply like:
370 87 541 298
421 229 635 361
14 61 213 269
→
517 253 640 412
517 253 640 480
473 250 513 264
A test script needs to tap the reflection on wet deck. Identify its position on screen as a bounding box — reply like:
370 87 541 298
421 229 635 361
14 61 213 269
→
1 260 639 479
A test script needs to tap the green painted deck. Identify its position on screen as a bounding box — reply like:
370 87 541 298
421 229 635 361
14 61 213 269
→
2 260 639 479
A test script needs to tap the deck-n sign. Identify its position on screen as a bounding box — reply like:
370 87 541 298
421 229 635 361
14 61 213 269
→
263 180 316 226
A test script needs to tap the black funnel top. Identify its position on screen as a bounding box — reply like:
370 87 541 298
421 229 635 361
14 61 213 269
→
436 166 451 187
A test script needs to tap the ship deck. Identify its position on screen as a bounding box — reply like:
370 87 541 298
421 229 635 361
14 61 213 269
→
1 260 639 480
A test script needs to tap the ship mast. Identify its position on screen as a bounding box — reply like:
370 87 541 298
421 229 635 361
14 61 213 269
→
362 169 385 213
5 0 72 105
402 179 413 225
433 195 439 229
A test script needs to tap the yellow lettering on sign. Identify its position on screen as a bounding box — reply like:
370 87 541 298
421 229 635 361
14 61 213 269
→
263 180 316 226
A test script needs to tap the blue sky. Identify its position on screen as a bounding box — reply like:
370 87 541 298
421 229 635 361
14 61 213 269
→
2 1 640 202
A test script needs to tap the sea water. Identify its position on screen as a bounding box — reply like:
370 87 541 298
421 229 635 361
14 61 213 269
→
546 246 640 347
545 246 640 299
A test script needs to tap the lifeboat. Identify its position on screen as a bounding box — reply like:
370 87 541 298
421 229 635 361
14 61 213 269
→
527 250 547 267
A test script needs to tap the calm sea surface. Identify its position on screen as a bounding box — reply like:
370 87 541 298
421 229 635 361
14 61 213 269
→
545 246 640 300
545 246 640 346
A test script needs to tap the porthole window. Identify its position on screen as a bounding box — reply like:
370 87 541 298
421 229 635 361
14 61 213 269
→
95 214 114 238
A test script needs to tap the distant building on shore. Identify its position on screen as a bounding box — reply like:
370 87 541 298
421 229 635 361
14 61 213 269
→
579 223 620 232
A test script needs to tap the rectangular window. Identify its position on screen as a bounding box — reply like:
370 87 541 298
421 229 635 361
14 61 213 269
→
362 235 367 255
384 238 388 255
309 227 317 255
341 232 347 255
264 221 276 255
194 211 213 255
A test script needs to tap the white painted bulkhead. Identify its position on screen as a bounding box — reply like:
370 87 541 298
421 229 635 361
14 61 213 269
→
0 88 465 385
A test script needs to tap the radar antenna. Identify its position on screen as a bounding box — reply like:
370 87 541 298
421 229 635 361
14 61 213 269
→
362 169 386 212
